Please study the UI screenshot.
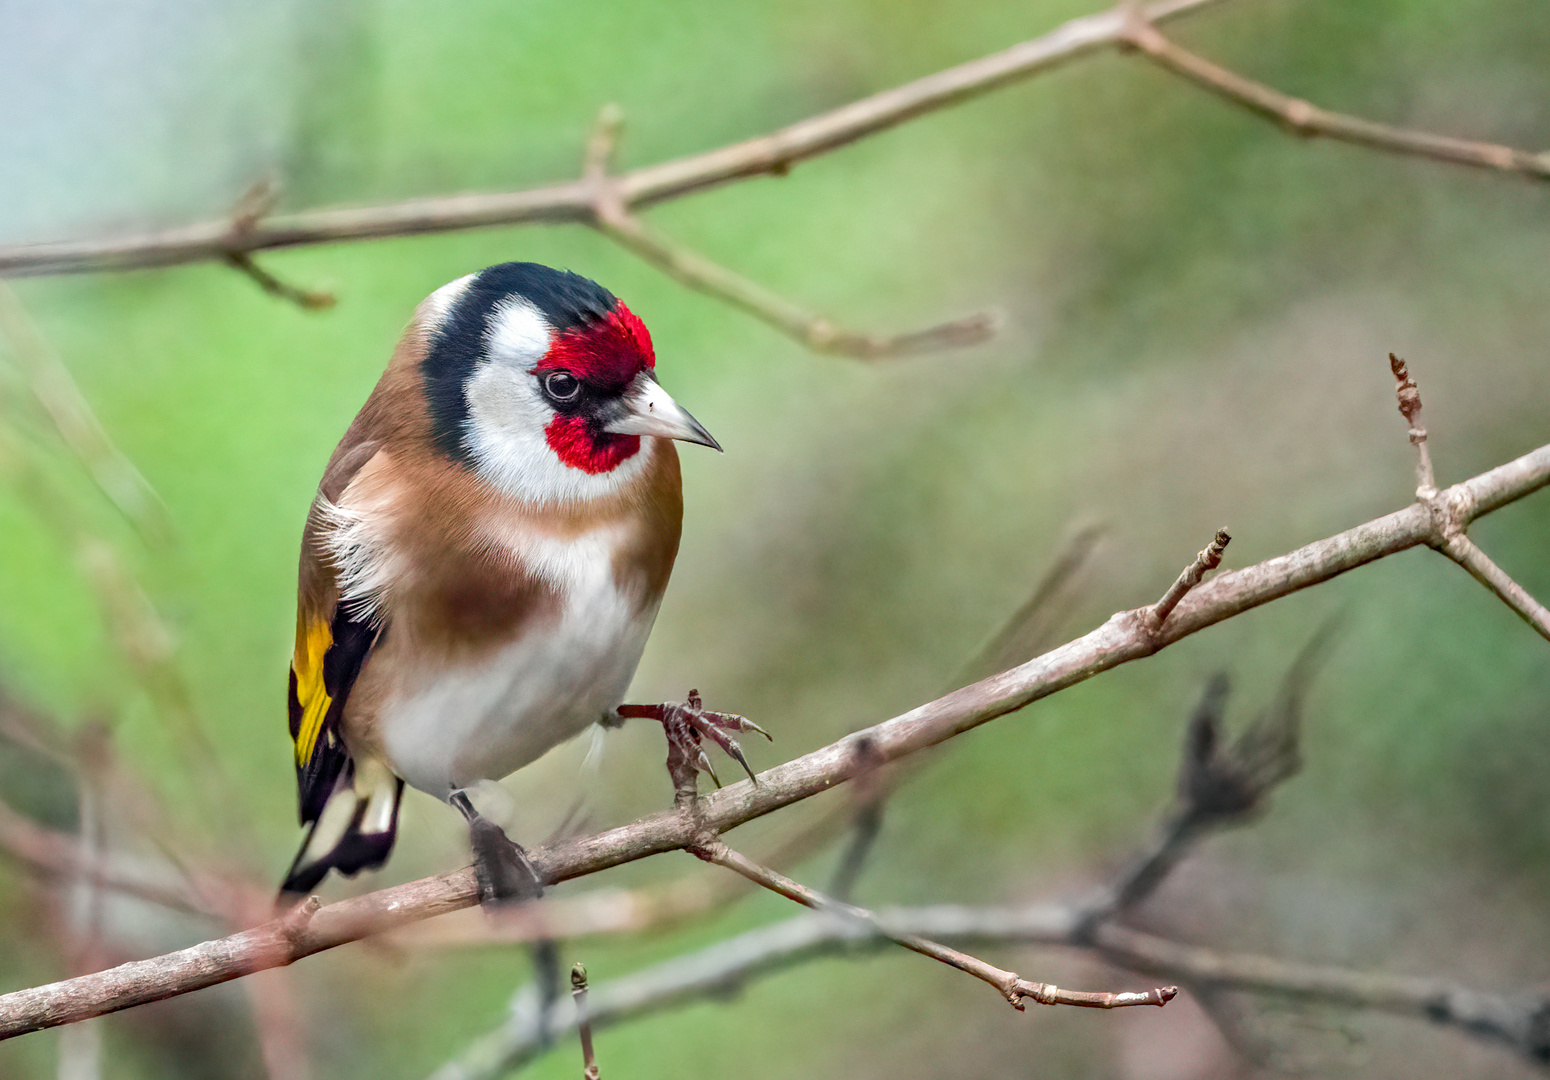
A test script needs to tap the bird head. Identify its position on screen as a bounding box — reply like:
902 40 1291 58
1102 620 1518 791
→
416 262 719 503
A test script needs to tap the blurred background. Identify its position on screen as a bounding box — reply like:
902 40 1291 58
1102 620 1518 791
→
1 0 1548 1076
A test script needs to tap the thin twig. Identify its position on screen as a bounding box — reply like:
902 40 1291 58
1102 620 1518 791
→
0 0 1223 278
581 110 996 361
1438 532 1550 642
582 105 624 186
1122 17 1550 182
694 839 1175 1010
222 252 335 311
1 439 1548 1038
570 965 598 1080
1151 527 1230 627
1390 353 1434 495
596 206 998 358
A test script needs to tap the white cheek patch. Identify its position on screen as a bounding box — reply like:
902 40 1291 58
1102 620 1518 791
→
461 295 651 505
462 365 653 504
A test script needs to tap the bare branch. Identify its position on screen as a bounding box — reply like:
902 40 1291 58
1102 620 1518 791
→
0 0 1223 279
1438 532 1550 643
570 964 599 1080
593 206 998 359
1390 353 1434 495
1080 625 1333 929
0 438 1547 1039
694 840 1174 1011
579 103 996 359
222 252 335 311
1150 527 1230 627
1122 17 1550 182
1092 923 1550 1066
433 900 1550 1079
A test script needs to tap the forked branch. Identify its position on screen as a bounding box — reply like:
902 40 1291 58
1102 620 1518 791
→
1389 354 1550 641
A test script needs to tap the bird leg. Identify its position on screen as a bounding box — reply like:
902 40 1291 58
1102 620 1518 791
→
614 688 770 788
450 789 545 906
450 789 562 1041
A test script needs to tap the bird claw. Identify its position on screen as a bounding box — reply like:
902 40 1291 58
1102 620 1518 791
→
618 689 768 786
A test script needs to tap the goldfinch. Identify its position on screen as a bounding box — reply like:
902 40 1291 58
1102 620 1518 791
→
281 262 754 903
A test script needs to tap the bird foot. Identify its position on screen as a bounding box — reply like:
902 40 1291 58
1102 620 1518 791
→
616 689 770 787
452 790 544 906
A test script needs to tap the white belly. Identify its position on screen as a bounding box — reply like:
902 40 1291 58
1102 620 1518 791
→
377 528 658 797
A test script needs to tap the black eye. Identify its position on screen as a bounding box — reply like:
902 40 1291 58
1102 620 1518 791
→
543 370 581 403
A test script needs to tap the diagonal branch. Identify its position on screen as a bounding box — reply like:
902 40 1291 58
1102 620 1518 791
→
693 840 1174 1010
584 108 997 359
593 205 998 359
1437 532 1550 642
0 439 1547 1039
0 0 1222 279
0 284 173 545
1122 16 1550 181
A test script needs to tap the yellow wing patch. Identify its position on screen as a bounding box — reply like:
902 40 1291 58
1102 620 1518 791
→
292 618 334 768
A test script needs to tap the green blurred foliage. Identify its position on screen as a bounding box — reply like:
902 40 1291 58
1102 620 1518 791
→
1 0 1549 1076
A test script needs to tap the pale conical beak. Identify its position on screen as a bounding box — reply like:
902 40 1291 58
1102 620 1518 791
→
603 373 722 451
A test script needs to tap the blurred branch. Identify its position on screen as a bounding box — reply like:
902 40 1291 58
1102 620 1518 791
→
1078 624 1333 931
223 252 335 312
1092 924 1550 1067
828 521 1107 900
0 436 1548 1039
592 187 997 359
431 899 1550 1079
0 0 1222 279
243 969 312 1080
569 965 599 1080
55 735 107 1080
958 521 1108 684
1122 15 1550 182
0 284 172 546
583 102 997 359
0 789 250 921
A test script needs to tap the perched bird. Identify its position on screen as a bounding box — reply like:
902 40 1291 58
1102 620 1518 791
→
281 262 760 904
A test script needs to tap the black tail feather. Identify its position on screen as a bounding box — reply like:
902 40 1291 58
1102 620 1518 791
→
278 778 404 905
